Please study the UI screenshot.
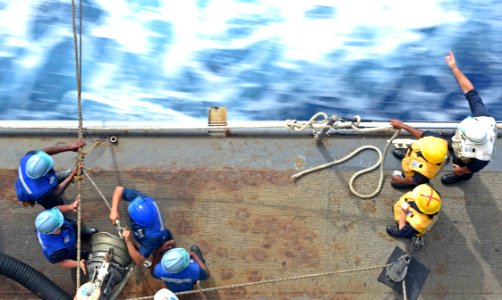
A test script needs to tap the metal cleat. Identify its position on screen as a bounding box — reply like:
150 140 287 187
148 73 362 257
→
114 220 124 239
408 236 424 254
385 254 411 283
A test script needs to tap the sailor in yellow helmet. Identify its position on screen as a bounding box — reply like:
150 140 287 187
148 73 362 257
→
441 51 497 185
386 184 441 238
389 120 448 190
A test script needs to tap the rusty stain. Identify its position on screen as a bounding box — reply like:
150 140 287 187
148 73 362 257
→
216 247 229 258
221 269 234 280
224 287 247 297
171 211 193 235
353 256 362 266
434 262 448 275
251 249 268 262
248 270 262 282
362 200 377 214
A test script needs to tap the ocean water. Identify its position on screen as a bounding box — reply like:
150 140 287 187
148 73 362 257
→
1 0 502 122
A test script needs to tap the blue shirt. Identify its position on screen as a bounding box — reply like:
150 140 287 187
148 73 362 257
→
122 188 172 257
15 150 60 208
153 260 208 293
36 220 77 263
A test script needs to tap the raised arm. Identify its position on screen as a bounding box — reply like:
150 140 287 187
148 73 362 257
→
42 139 86 156
444 51 474 94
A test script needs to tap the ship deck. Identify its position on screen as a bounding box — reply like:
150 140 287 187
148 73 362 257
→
1 127 501 300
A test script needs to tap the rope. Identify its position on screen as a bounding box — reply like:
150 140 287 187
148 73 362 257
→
125 263 391 300
285 112 330 131
402 279 408 300
71 0 84 289
291 117 400 198
82 169 111 211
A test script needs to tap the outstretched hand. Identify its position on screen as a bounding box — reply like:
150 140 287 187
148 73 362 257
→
389 119 404 130
68 139 87 152
444 51 457 70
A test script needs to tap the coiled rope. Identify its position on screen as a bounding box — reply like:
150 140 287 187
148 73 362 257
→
125 263 391 300
290 114 400 199
71 0 84 289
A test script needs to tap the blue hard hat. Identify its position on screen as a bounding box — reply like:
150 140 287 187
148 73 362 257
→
26 151 54 179
127 196 156 226
161 248 190 273
35 207 64 234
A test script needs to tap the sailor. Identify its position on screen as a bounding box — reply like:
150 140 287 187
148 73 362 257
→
35 196 97 273
389 120 448 189
386 184 441 238
152 246 210 293
441 51 497 185
15 139 86 209
154 288 179 300
109 186 174 265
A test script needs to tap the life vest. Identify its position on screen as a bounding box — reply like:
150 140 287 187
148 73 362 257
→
130 196 168 246
36 220 76 262
15 153 59 202
154 260 200 292
401 141 444 179
452 116 497 163
393 193 438 236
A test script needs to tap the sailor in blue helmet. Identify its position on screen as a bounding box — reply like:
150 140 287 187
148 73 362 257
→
109 186 174 265
151 246 210 293
35 196 97 273
15 139 86 209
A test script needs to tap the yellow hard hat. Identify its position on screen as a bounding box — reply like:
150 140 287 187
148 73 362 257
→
418 136 448 164
412 184 441 215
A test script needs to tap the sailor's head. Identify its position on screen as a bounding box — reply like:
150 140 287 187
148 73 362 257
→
35 207 64 234
161 248 190 273
154 288 179 300
411 184 441 215
458 116 489 144
26 151 54 179
417 136 448 164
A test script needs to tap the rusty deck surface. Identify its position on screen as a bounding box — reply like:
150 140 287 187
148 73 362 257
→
0 133 501 300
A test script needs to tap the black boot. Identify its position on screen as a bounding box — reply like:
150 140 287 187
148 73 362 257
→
392 148 407 160
81 227 98 240
391 181 416 190
441 173 472 185
190 244 205 263
386 226 400 237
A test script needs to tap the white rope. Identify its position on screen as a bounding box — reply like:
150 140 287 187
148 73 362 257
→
285 112 330 131
124 263 390 300
291 113 400 199
82 169 112 211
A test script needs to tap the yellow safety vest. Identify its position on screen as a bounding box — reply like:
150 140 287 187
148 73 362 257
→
401 141 444 179
393 193 438 236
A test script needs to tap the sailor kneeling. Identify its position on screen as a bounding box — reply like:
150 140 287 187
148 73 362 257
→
386 184 441 239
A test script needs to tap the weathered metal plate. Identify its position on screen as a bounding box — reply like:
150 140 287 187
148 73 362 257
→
0 134 501 299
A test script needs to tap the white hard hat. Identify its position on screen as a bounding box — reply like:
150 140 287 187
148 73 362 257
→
154 288 179 300
459 117 488 144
